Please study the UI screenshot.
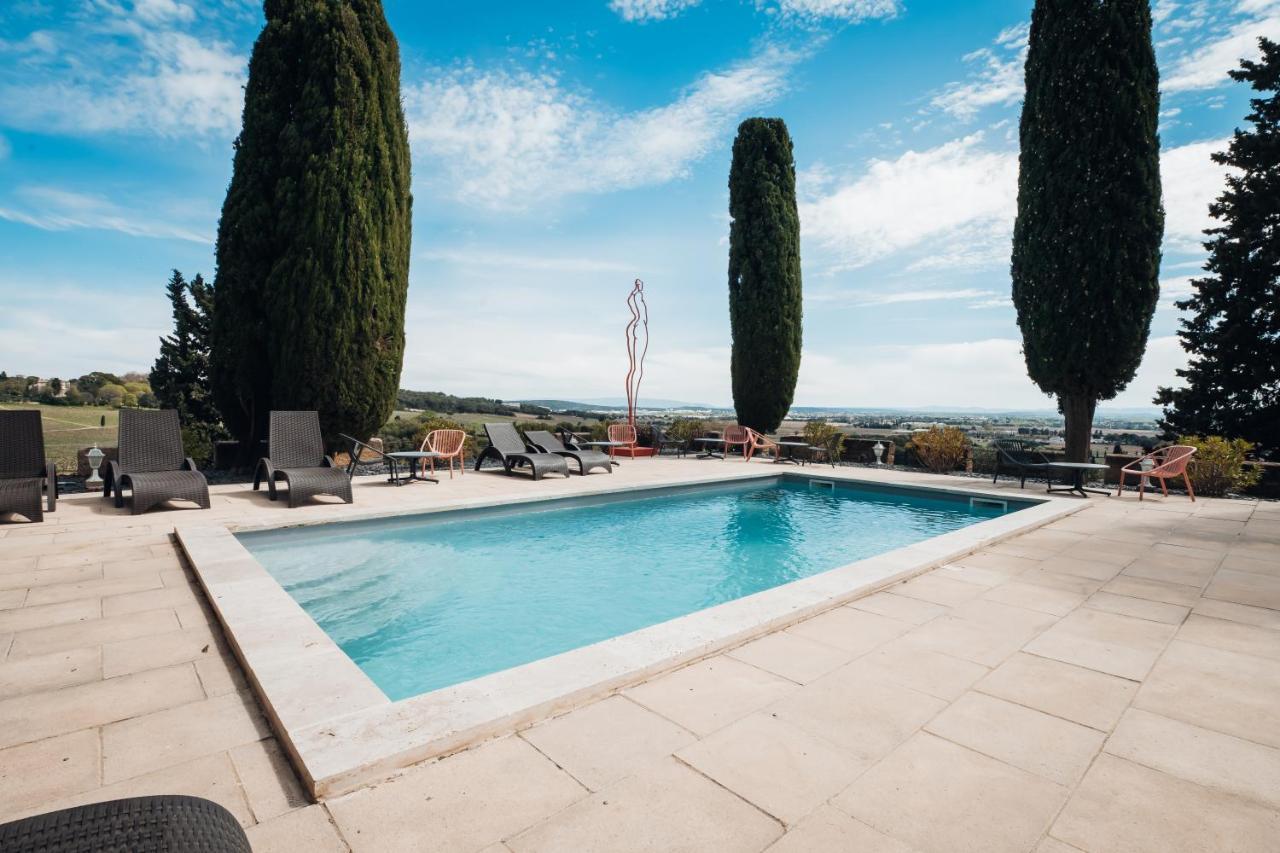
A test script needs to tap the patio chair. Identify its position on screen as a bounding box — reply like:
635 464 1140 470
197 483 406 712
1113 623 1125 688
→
254 411 353 508
0 410 56 523
420 428 467 479
525 430 613 475
475 423 571 480
722 425 752 459
607 423 638 459
744 427 780 461
992 438 1054 488
0 795 250 853
1117 445 1197 501
104 409 210 515
649 422 687 457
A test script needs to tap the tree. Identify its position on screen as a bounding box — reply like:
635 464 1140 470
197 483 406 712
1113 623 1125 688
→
212 0 412 455
727 117 803 432
1156 38 1280 459
1011 0 1163 461
151 270 220 425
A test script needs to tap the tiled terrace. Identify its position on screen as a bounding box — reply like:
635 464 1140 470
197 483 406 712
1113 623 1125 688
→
1 459 1278 852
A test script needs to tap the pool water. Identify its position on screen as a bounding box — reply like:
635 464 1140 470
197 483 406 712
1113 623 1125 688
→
239 478 1025 700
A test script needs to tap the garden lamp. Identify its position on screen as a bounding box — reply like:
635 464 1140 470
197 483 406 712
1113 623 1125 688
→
873 442 885 465
86 444 105 486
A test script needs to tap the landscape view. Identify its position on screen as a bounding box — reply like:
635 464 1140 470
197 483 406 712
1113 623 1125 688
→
1 1 1277 852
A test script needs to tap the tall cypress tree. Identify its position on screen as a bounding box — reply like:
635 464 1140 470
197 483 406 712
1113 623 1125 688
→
727 117 803 432
1011 0 1163 461
212 0 412 455
1156 38 1279 459
152 270 220 426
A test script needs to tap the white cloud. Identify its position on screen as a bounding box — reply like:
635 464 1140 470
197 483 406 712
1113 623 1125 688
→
774 0 901 23
0 186 213 243
1161 137 1233 249
420 247 638 274
133 0 196 24
799 133 1018 271
609 0 701 22
931 22 1027 120
406 45 801 210
809 287 998 306
1162 10 1279 92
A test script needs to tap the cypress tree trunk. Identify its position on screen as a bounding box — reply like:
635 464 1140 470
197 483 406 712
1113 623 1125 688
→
727 118 803 433
1011 0 1163 462
212 0 412 457
1156 38 1280 459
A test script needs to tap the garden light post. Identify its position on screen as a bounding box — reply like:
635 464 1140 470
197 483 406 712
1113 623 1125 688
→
86 444 105 487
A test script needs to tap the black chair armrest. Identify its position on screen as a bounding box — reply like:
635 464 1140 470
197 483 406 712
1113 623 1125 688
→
183 457 200 472
45 460 57 511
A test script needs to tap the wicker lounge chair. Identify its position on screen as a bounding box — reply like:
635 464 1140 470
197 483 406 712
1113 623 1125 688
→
1117 445 1197 501
104 409 210 515
254 411 353 508
525 430 613 475
992 438 1054 488
0 410 56 523
0 795 250 853
475 423 571 480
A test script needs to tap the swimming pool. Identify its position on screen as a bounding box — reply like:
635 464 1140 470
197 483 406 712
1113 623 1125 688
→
239 477 1029 701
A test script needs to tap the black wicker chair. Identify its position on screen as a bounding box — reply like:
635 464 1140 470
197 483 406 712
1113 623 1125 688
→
650 423 687 458
0 410 56 523
104 409 210 515
992 438 1054 488
0 795 250 853
475 423 571 480
254 411 353 508
525 430 613 475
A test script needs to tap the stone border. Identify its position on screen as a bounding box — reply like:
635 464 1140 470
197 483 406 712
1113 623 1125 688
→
176 468 1084 799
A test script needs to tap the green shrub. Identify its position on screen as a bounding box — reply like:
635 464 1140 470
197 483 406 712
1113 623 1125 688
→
666 418 706 445
1179 435 1261 497
802 420 845 462
181 422 228 468
908 426 970 473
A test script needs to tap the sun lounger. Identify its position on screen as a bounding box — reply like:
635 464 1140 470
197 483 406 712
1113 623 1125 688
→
0 410 56 522
254 411 353 507
104 409 210 515
525 430 613 475
475 423 571 480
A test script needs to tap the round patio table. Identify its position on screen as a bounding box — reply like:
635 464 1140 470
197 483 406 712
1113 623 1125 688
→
694 437 726 460
1047 462 1110 497
774 440 808 465
384 451 443 485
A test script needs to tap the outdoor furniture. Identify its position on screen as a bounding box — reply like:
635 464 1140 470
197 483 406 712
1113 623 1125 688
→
104 409 210 515
992 439 1055 488
744 427 779 461
339 434 438 485
0 410 56 523
650 423 687 457
693 436 726 459
722 425 751 459
475 423 571 480
525 430 613 475
1117 445 1197 501
1047 462 1111 497
775 437 808 465
606 423 654 458
254 411 353 507
0 795 251 853
421 428 466 479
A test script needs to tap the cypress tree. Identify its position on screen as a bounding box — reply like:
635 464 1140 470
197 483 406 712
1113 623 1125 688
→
151 269 220 426
727 117 803 433
1011 0 1163 461
211 0 412 454
1156 38 1280 459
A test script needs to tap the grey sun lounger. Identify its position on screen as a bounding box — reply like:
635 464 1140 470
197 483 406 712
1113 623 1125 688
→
104 409 210 515
254 411 354 508
475 423 571 480
0 409 57 523
0 794 251 853
525 430 613 475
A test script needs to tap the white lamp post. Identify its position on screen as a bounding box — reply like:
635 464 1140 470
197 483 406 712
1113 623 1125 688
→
85 444 105 487
873 441 885 465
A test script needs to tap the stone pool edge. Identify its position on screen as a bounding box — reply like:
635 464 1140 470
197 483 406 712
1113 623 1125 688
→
175 469 1084 800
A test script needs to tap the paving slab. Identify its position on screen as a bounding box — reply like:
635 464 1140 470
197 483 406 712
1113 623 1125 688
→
623 655 795 737
976 652 1137 732
1023 608 1177 680
846 591 948 625
784 607 911 656
245 805 348 853
764 804 917 853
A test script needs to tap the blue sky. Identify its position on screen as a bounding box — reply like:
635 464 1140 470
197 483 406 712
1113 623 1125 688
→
0 0 1274 409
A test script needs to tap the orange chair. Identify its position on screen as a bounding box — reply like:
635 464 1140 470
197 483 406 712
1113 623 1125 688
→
744 427 779 461
722 425 752 460
606 423 636 460
420 429 466 478
1117 445 1197 501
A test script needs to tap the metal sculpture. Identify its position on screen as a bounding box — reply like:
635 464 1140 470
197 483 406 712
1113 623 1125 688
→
623 278 648 426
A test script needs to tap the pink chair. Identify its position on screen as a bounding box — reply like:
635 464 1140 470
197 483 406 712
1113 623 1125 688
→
607 423 637 460
722 425 752 460
420 429 466 478
744 427 779 461
1117 445 1197 501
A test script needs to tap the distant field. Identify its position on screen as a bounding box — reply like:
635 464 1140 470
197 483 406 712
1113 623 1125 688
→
0 403 118 471
391 410 604 428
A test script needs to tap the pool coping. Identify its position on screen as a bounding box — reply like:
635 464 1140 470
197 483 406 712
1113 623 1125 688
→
174 467 1085 799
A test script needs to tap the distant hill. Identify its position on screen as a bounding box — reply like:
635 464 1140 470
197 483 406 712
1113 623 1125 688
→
517 397 728 412
397 389 515 416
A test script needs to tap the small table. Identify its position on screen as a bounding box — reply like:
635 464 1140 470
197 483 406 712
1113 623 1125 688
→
1047 462 1110 497
775 441 808 465
694 437 726 459
384 451 442 485
580 440 625 467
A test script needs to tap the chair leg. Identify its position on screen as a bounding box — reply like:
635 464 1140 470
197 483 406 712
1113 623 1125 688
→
1184 473 1195 501
1160 476 1169 497
1138 475 1145 501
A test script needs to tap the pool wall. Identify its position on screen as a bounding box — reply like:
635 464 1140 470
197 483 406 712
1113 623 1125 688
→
176 467 1083 799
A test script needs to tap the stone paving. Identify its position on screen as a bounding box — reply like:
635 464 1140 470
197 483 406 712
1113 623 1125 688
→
1 459 1278 852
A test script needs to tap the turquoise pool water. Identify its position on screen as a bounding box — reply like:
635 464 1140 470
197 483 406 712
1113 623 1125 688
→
239 478 1027 700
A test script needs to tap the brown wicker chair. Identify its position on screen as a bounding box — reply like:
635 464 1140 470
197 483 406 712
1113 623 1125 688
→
0 410 56 523
104 409 210 515
254 410 353 508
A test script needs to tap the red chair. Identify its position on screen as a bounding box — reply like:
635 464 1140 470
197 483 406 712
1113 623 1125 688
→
607 423 637 460
1117 445 1197 501
744 427 779 461
420 429 466 478
722 425 752 460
